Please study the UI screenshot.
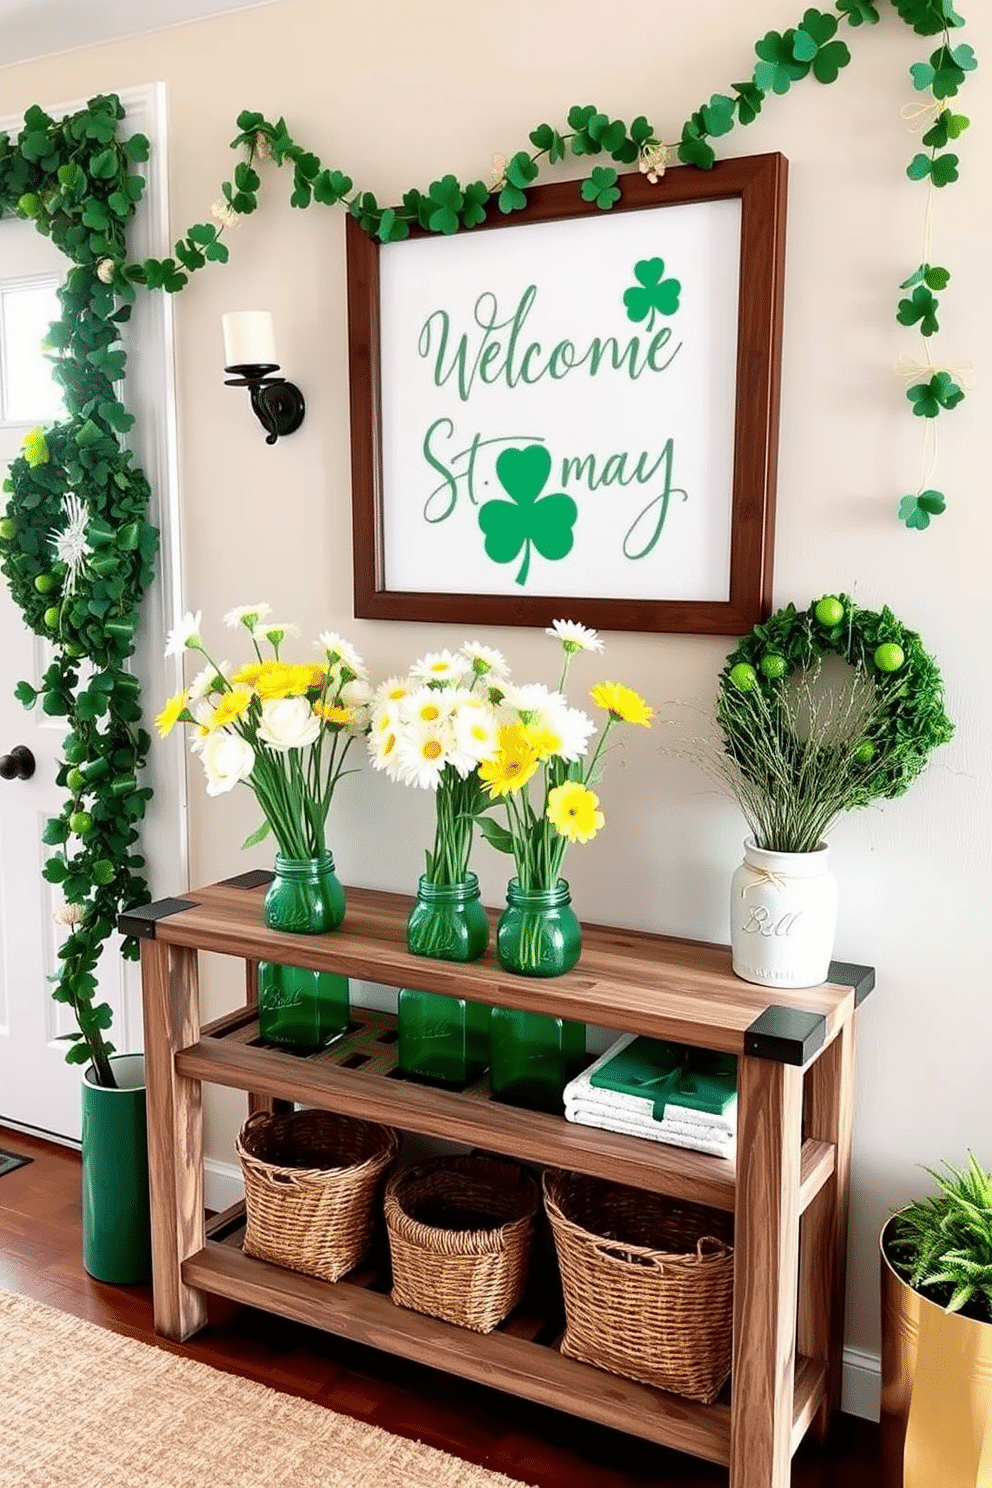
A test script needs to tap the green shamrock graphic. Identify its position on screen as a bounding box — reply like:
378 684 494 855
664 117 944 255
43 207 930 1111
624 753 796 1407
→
622 258 682 331
478 445 577 587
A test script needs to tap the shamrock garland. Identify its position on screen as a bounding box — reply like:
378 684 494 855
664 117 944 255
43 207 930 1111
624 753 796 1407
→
0 0 976 1083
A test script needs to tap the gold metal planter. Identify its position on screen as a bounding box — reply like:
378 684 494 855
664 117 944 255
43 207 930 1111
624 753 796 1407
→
880 1217 992 1488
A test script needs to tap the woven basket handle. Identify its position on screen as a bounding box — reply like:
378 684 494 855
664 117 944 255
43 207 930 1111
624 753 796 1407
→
589 1233 731 1269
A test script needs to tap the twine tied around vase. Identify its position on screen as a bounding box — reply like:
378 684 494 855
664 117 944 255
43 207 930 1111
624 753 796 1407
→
739 865 788 898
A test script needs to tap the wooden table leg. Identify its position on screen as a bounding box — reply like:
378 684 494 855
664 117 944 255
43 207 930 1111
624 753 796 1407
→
141 937 208 1341
730 1054 804 1488
799 1020 856 1440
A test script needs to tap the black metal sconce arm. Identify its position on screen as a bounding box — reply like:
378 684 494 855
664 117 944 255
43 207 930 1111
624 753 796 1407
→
224 362 306 445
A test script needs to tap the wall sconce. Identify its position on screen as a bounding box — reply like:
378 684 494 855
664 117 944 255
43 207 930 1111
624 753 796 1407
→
222 310 306 446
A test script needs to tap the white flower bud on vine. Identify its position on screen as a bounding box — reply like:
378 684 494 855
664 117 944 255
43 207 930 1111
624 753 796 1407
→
96 258 116 284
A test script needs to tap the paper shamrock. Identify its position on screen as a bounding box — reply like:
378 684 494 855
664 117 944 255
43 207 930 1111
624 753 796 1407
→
478 445 578 586
899 490 947 530
906 372 965 418
623 258 682 330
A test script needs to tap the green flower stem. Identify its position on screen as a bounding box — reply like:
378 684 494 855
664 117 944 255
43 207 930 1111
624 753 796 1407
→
428 770 484 885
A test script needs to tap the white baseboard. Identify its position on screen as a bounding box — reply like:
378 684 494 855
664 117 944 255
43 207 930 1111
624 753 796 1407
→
204 1156 244 1213
842 1346 881 1422
201 1154 884 1425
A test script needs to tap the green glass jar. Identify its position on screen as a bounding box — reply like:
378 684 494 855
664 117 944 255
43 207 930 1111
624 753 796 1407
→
397 989 490 1088
496 878 582 977
406 873 489 962
258 853 349 1052
489 1008 587 1114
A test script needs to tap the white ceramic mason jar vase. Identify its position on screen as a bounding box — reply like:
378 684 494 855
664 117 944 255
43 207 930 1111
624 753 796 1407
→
729 839 838 989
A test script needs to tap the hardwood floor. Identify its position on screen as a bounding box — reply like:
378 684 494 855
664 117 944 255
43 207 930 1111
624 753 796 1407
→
0 1124 880 1486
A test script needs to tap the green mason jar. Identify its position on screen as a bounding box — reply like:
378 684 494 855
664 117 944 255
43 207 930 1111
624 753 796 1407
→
397 989 490 1088
495 878 582 977
489 1008 587 1114
406 873 490 962
258 852 349 1052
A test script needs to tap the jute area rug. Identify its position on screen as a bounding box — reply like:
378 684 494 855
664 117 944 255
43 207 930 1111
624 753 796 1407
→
0 1290 530 1488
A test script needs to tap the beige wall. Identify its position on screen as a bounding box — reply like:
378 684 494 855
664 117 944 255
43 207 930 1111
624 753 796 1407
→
3 0 990 1371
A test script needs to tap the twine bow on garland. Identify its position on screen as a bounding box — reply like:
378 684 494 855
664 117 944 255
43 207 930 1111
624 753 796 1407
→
0 0 976 1086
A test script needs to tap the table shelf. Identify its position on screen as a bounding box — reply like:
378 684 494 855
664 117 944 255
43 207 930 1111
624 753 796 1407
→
130 873 871 1488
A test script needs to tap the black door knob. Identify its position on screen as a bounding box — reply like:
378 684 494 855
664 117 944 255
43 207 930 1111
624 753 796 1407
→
0 746 35 781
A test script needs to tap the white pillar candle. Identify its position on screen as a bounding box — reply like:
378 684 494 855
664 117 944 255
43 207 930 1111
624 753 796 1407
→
222 310 277 367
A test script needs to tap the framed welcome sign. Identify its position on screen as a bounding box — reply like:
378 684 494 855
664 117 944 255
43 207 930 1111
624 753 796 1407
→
346 152 786 634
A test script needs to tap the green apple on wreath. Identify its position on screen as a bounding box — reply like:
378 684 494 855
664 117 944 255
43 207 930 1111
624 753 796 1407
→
716 593 954 856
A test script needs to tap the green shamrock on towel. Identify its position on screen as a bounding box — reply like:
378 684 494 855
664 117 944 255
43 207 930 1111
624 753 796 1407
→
478 445 577 587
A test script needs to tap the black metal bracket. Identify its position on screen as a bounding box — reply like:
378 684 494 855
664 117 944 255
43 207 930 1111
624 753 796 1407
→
218 869 275 890
827 959 876 1007
118 897 198 940
744 1006 827 1066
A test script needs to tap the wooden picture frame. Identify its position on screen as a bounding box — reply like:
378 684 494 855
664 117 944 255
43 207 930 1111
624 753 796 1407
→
346 151 787 635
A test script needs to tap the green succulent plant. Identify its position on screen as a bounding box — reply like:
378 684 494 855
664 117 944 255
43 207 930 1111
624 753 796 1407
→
887 1153 992 1323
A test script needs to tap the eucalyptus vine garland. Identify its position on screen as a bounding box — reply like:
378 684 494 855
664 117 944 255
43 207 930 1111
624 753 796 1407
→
0 0 975 1085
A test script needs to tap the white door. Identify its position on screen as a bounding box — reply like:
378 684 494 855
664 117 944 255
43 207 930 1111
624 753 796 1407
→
0 223 100 1135
0 86 187 1140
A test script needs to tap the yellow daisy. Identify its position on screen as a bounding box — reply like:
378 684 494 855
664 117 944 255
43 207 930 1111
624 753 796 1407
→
524 722 562 762
155 689 188 738
207 686 253 732
253 662 312 700
546 781 605 844
231 662 265 687
479 724 540 797
589 680 654 727
314 701 353 726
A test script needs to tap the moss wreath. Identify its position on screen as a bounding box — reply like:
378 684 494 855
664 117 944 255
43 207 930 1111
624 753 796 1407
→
716 593 954 852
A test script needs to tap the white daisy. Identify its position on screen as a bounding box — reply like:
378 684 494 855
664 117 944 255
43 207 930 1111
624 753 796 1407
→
405 685 457 730
551 704 597 763
500 682 565 727
546 618 603 654
461 640 510 682
165 610 203 657
187 660 231 703
256 620 301 646
374 675 414 708
223 602 271 629
368 721 403 779
396 719 451 790
409 648 471 685
317 631 367 678
451 699 500 769
49 494 91 595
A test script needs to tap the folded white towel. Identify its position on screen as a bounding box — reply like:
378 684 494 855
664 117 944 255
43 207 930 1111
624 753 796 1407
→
564 1095 736 1145
564 1098 735 1158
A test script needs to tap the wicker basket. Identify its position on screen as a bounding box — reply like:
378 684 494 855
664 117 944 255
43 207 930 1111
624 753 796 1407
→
385 1154 540 1333
237 1109 399 1283
543 1168 734 1403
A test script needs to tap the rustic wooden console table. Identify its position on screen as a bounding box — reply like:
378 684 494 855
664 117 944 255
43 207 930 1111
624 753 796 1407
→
123 871 873 1488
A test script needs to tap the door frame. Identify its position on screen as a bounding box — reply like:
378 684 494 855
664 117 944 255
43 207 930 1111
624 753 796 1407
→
0 82 188 1138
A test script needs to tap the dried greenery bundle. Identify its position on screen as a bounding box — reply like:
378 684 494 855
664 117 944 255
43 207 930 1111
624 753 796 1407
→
887 1153 992 1323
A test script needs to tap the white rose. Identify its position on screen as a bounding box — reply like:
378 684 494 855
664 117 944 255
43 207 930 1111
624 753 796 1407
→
257 696 320 752
200 731 255 796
